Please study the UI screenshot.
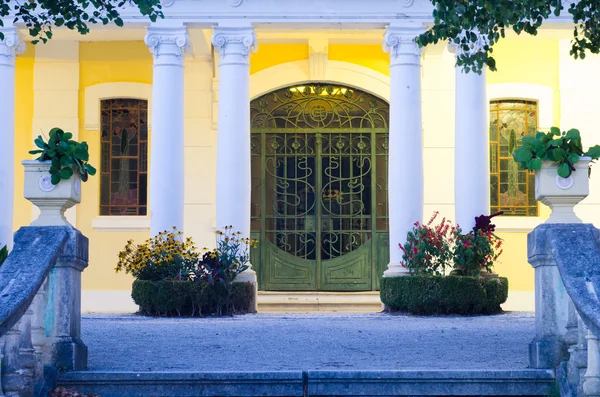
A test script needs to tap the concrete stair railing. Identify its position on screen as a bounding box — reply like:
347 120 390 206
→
529 224 600 397
0 227 88 397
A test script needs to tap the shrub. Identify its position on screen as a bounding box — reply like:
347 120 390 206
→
131 279 157 315
400 211 504 277
116 228 198 281
380 276 508 315
399 212 454 276
131 280 254 317
452 227 503 276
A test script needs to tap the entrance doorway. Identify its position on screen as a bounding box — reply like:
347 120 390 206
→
250 84 389 291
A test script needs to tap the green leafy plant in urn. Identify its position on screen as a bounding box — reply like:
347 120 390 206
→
513 127 600 223
24 128 96 226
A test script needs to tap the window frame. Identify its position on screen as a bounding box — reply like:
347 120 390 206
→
85 82 152 232
489 98 540 218
99 98 149 217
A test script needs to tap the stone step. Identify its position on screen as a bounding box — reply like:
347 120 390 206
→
58 369 555 397
257 291 383 313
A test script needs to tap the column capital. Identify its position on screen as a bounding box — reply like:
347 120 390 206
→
447 30 489 58
211 25 257 65
0 26 25 67
383 24 425 66
144 25 189 62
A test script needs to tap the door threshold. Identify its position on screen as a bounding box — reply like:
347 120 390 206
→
257 291 383 313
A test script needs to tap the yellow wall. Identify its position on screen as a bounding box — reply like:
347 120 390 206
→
13 45 35 231
483 39 559 291
329 44 389 76
251 44 309 74
487 39 561 126
78 41 153 290
12 38 564 298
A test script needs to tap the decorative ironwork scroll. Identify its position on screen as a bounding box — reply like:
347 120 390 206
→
251 84 389 265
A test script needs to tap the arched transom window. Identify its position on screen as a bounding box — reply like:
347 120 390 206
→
100 99 148 216
489 99 539 216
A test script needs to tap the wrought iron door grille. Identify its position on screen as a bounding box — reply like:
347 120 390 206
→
250 84 389 291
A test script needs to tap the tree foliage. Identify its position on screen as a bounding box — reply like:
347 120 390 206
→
0 0 163 43
417 0 600 74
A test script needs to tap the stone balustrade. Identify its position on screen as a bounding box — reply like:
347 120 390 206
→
528 223 600 397
0 227 88 397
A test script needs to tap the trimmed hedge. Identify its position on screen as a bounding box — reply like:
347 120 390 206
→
132 280 254 316
380 275 508 315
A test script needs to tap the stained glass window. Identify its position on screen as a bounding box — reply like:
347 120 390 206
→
489 99 538 216
100 99 148 216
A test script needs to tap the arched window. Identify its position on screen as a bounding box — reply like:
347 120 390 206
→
100 99 148 216
489 99 539 216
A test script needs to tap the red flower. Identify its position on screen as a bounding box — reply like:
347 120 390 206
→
464 241 471 248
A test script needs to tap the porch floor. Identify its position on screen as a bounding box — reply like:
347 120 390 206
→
82 312 535 372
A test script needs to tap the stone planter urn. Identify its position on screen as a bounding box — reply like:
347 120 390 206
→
23 160 81 226
535 157 591 224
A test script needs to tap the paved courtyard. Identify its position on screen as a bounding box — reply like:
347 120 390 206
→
83 312 535 372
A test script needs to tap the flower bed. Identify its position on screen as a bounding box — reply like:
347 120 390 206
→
380 275 508 315
116 226 257 317
382 211 508 315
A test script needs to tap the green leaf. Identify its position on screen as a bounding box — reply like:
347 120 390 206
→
552 148 567 161
85 164 97 176
565 128 581 142
558 163 571 178
514 148 533 163
527 157 543 171
527 157 542 171
551 127 561 136
59 167 74 180
63 132 73 140
585 145 600 159
51 174 61 185
568 153 580 165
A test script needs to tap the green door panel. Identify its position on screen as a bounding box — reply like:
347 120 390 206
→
374 232 390 290
262 239 317 291
322 243 371 291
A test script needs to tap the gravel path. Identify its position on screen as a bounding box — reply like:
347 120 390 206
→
82 312 535 372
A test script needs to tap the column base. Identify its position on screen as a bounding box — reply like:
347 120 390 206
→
47 337 88 371
383 262 410 278
529 336 567 369
235 268 257 313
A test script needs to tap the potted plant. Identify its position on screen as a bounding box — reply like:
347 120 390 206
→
24 128 96 226
512 127 600 223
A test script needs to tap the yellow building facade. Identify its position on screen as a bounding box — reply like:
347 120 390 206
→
7 23 600 312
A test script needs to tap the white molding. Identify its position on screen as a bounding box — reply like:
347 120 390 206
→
494 217 543 233
92 216 150 232
487 83 554 129
250 60 390 101
84 82 153 131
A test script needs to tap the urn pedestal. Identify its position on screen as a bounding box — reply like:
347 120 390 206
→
23 160 81 227
535 158 591 224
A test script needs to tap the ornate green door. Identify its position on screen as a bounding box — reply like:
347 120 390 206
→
250 84 389 291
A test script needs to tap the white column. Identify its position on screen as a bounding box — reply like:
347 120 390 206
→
383 23 425 277
145 25 188 236
0 24 24 249
452 44 489 231
211 24 257 284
